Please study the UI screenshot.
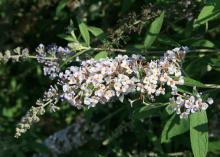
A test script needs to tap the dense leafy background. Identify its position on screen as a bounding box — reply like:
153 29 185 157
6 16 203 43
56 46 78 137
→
1 0 220 156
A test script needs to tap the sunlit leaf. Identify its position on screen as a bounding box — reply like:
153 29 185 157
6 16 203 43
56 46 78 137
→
144 11 165 49
79 22 90 46
94 51 108 60
194 5 220 28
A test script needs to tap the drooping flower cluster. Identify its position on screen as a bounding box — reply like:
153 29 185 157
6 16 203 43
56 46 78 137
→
58 47 198 115
15 85 59 138
33 114 104 157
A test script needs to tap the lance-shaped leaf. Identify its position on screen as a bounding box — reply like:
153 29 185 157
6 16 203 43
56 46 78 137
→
190 111 208 157
79 22 90 46
194 4 220 28
144 11 165 49
94 51 108 60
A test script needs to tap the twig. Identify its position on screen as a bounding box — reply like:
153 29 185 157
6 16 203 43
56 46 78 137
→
7 55 58 60
184 83 220 89
167 152 186 156
92 47 127 53
204 84 220 89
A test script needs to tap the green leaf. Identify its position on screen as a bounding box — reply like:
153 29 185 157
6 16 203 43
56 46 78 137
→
190 39 215 48
167 117 189 139
194 5 220 28
209 140 220 154
144 11 165 49
161 114 175 143
133 103 167 119
62 35 76 42
157 36 180 47
88 26 104 37
70 30 78 43
58 32 78 42
165 104 174 115
184 77 207 88
56 0 68 16
190 111 208 157
94 51 108 60
79 22 90 46
161 115 189 143
210 58 220 67
181 38 214 48
185 57 209 79
88 26 106 42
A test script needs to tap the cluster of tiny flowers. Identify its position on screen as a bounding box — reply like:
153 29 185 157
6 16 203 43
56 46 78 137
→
36 44 73 79
59 47 190 113
15 85 59 138
170 94 214 118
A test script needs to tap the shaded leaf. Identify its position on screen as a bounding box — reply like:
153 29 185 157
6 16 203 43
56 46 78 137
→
184 77 206 88
209 140 220 154
185 57 209 79
157 36 180 47
167 117 189 139
133 103 166 119
161 114 175 143
161 115 189 143
56 0 68 16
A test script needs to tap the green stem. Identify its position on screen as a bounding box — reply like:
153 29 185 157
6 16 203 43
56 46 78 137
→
184 83 220 89
9 55 58 60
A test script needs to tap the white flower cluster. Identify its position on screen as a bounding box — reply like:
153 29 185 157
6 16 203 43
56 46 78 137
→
170 94 213 118
58 47 209 118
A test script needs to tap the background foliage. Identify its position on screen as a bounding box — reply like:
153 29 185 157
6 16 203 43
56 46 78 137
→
1 0 220 156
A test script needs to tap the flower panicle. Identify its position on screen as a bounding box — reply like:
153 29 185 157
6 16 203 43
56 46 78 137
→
58 46 210 119
14 45 213 138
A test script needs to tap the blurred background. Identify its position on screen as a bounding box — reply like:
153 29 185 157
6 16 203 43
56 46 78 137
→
1 0 220 156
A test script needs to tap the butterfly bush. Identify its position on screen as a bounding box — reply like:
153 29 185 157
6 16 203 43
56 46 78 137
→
0 45 213 137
